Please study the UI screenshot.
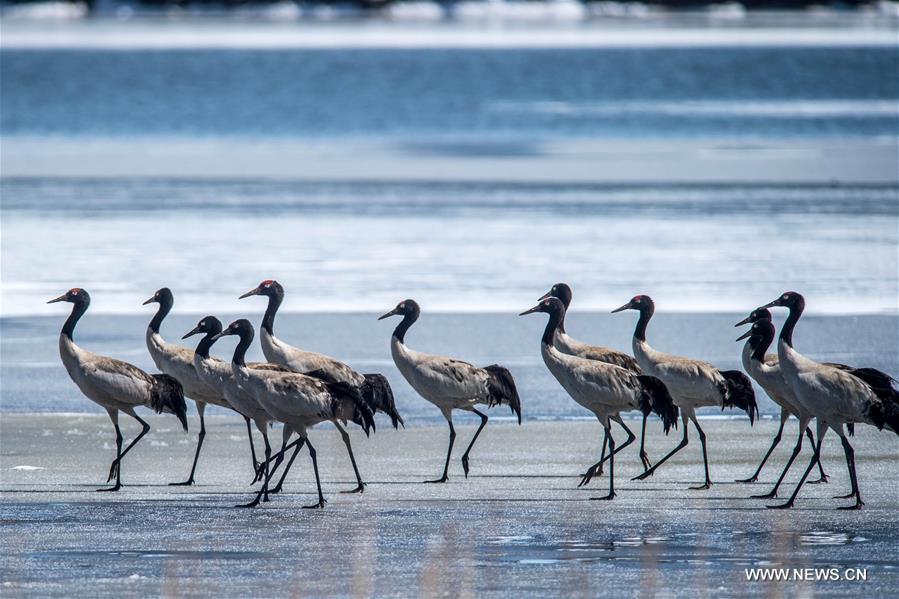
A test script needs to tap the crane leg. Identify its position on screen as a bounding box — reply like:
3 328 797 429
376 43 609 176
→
333 422 367 494
737 409 787 483
425 413 455 483
237 434 276 508
590 422 616 501
580 417 635 487
638 413 652 472
245 417 262 484
302 438 327 509
752 419 807 499
461 409 489 478
768 420 827 509
104 410 150 489
689 418 712 490
171 402 205 486
633 411 689 481
98 410 124 492
835 435 864 509
806 427 830 484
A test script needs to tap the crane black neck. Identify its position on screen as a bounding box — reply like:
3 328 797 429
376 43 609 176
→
633 305 654 342
542 306 564 346
750 333 774 362
262 291 283 335
557 308 567 334
195 334 215 360
232 329 254 367
148 294 173 334
393 308 420 343
779 300 804 348
61 300 89 340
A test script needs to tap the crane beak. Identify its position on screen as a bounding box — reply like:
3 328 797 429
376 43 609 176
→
610 302 632 313
736 329 753 341
377 308 399 320
538 289 553 301
47 294 67 304
238 287 261 299
182 325 201 340
142 296 157 305
761 298 782 309
734 314 753 327
209 330 230 341
519 304 541 316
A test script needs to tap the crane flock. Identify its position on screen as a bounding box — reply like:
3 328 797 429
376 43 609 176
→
48 282 898 510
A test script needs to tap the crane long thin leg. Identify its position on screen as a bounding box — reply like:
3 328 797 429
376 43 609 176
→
638 413 652 471
238 435 274 508
98 410 123 492
806 427 829 484
302 438 327 509
835 435 864 509
334 422 366 493
580 418 636 487
752 420 807 499
689 418 712 490
105 411 151 486
268 436 306 495
171 402 205 486
461 409 489 478
425 414 455 483
737 409 787 483
579 426 608 488
591 423 616 501
769 421 828 509
633 411 689 481
245 417 262 482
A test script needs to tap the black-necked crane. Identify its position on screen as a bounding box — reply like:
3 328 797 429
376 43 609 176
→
520 297 677 499
182 316 292 488
49 288 188 491
540 282 662 473
379 299 521 483
239 280 402 493
613 295 758 489
734 313 828 494
213 319 375 508
761 291 899 509
143 287 256 485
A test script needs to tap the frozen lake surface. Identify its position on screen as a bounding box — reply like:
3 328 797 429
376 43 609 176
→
1 415 897 597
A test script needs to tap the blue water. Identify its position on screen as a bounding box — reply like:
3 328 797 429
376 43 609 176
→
2 47 896 139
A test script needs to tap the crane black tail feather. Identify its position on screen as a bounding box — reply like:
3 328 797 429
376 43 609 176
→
149 373 188 431
328 381 376 437
851 368 899 434
720 370 758 425
484 365 522 425
636 375 678 434
362 373 404 429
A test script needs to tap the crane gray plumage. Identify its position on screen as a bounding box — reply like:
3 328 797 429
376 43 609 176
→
49 288 187 492
213 319 374 508
761 291 899 510
613 294 757 490
185 315 374 496
239 280 400 493
144 287 262 486
182 315 297 487
521 297 677 499
734 314 829 493
379 299 521 483
240 280 403 430
540 282 670 473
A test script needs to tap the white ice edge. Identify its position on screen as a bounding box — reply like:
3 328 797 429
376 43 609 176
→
1 26 896 49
